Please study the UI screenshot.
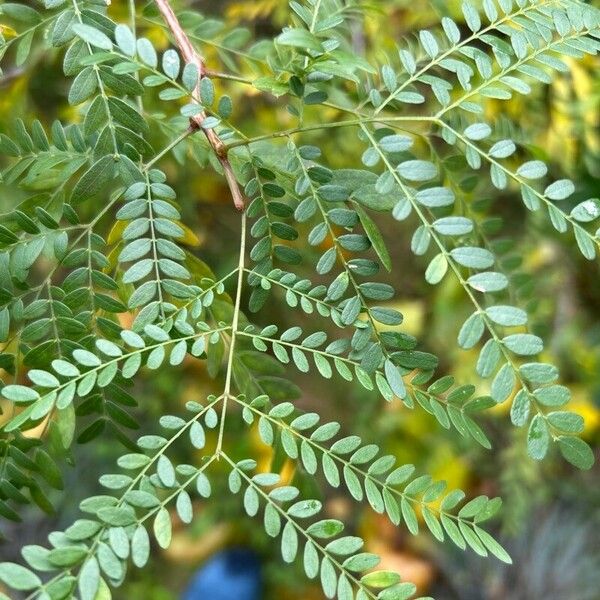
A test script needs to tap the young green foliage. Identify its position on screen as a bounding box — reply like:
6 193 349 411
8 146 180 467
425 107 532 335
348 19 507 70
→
0 0 598 598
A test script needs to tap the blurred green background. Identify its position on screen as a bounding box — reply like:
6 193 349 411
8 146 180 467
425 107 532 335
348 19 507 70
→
0 0 599 598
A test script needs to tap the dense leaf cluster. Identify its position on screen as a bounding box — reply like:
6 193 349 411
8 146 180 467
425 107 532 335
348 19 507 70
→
0 0 598 598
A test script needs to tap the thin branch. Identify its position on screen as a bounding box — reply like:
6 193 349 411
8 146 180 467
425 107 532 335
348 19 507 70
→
154 0 245 211
224 115 429 150
216 212 247 455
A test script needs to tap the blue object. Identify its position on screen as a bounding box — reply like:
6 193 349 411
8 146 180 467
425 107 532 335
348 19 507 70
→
182 548 262 600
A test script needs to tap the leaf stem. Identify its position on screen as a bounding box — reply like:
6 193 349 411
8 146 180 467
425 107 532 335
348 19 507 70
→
145 128 194 169
216 212 247 454
225 115 430 149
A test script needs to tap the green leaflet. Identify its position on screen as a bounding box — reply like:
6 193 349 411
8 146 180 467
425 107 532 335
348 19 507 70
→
354 203 392 271
72 23 113 50
277 28 324 52
71 156 116 204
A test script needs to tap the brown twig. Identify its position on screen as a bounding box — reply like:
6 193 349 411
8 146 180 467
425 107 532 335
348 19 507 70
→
154 0 245 211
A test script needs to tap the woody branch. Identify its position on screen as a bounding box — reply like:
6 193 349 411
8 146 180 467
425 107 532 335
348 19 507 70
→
154 0 245 211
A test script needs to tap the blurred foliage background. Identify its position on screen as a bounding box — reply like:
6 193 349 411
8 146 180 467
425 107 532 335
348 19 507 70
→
0 0 599 598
